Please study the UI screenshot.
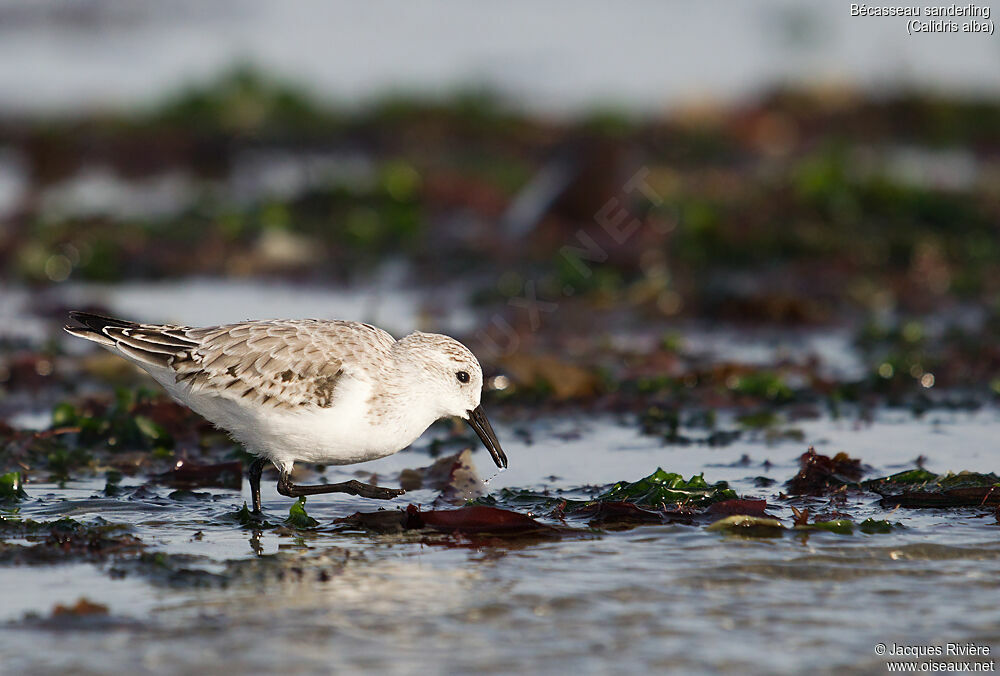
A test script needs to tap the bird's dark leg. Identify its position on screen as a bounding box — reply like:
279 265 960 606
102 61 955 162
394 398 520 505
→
248 457 266 514
276 473 405 500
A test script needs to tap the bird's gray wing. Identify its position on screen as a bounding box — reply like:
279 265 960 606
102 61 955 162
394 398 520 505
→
68 313 394 410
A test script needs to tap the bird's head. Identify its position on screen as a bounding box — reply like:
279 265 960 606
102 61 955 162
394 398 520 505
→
395 331 507 469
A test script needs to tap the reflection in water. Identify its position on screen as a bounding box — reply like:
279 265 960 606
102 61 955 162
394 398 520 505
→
250 530 264 557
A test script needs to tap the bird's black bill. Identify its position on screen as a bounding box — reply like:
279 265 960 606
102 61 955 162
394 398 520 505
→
467 405 508 469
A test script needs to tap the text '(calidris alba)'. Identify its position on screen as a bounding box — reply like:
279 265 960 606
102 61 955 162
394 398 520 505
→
65 312 507 514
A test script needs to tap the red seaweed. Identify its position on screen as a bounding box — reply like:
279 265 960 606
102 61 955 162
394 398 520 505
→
785 447 863 496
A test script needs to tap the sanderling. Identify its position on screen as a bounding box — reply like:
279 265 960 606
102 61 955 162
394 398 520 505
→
65 312 507 514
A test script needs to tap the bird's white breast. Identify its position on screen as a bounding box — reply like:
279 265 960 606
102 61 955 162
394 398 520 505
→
153 367 432 474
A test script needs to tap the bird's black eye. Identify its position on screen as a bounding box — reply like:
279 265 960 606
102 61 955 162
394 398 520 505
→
456 371 470 384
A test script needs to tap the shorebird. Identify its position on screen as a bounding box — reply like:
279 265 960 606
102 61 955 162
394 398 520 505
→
65 312 507 514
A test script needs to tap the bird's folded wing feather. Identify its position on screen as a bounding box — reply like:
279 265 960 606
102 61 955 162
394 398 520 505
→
100 319 394 410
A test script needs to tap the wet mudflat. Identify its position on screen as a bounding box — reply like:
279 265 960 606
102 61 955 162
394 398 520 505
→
2 401 1000 675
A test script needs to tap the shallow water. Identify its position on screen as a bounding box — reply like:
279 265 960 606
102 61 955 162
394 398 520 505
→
2 409 999 675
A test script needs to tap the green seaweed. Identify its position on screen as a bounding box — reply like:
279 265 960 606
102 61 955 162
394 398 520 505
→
710 516 897 538
151 65 340 136
227 502 270 529
286 497 319 529
637 406 693 443
49 390 175 452
706 515 786 537
43 442 93 482
865 468 938 487
133 416 172 449
859 519 898 534
471 488 583 513
730 372 793 402
864 469 1000 507
864 469 1000 492
51 402 78 427
932 472 1000 490
598 469 737 507
0 516 141 565
0 472 28 502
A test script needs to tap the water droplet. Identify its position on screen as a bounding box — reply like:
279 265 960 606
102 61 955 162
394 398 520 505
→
482 467 505 485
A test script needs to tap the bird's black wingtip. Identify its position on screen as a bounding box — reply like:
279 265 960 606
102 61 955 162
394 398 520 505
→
66 311 135 332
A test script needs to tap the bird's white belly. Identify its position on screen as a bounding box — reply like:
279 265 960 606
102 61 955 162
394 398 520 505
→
156 371 426 473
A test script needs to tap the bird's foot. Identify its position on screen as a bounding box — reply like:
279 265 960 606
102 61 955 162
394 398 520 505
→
276 474 405 501
341 479 406 500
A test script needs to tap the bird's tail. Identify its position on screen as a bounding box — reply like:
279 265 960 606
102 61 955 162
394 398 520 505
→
63 311 138 347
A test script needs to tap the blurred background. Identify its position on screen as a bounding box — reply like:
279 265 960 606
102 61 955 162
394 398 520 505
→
1 4 1000 673
1 1 998 385
1 1 998 394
